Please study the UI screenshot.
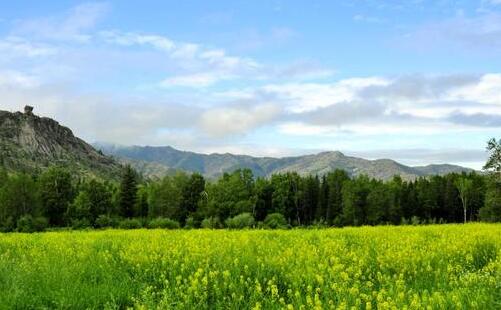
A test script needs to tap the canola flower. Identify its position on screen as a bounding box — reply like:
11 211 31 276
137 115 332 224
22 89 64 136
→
0 224 499 309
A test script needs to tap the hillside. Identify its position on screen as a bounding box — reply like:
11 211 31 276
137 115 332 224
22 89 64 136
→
96 144 474 180
0 107 121 178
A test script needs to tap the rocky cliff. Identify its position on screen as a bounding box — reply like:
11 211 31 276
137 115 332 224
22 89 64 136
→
0 107 121 178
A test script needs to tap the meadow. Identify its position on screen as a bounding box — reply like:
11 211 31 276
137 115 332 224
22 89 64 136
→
0 224 500 309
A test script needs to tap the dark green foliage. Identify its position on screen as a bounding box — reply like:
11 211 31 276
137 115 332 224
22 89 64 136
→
148 217 180 229
225 213 255 229
201 217 222 229
483 138 501 174
95 214 118 228
184 216 196 229
0 173 40 227
16 215 48 233
479 138 501 222
134 186 149 218
263 213 287 229
118 218 142 229
39 167 74 226
66 191 92 225
0 139 499 231
479 176 501 222
180 173 205 223
119 165 138 218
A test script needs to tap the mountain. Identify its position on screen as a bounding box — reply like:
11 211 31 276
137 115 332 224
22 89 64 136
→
0 107 121 178
96 143 474 181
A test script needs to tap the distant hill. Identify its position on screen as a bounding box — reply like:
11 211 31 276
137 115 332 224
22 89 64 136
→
0 107 474 181
96 144 474 181
0 107 121 178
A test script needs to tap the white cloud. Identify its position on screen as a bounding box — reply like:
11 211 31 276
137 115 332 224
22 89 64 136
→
13 2 109 42
0 70 40 88
262 77 389 112
200 104 281 137
160 73 229 88
99 31 175 51
0 36 57 58
448 74 501 105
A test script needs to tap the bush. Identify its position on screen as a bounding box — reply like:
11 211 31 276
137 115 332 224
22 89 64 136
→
16 215 48 233
0 216 15 232
32 216 48 232
201 217 222 229
95 215 118 228
310 219 328 229
71 218 91 230
148 217 180 229
263 213 287 229
185 216 196 229
411 216 421 226
118 218 143 229
225 213 255 229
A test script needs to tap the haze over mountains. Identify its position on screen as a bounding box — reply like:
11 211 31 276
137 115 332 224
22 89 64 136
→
0 107 473 180
96 143 473 181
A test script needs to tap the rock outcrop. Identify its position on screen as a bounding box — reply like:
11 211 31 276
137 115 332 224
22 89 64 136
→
0 107 121 178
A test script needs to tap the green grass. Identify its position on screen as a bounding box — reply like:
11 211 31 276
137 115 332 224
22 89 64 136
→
0 224 500 309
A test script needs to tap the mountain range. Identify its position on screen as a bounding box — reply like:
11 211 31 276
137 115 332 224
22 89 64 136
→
96 143 474 181
0 107 473 180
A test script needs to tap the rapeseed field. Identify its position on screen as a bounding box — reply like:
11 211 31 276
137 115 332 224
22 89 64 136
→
0 224 499 309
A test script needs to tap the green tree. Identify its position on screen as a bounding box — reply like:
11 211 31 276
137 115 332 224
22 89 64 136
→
66 191 92 224
119 165 138 218
479 138 501 222
254 178 273 221
134 185 149 218
179 173 205 224
0 173 39 229
72 179 114 224
342 175 370 226
483 138 501 176
39 167 74 226
455 177 473 223
148 175 183 219
325 170 349 224
206 169 255 220
366 181 391 225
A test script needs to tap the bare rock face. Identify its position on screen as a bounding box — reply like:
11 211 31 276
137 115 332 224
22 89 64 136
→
0 108 121 178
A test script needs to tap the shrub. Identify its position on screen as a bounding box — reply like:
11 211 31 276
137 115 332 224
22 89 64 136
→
263 213 287 229
411 216 421 226
95 215 118 228
71 218 92 230
201 217 222 229
148 217 180 229
16 215 48 233
0 216 15 232
310 219 328 229
32 216 48 232
225 213 255 229
184 216 196 229
118 218 143 229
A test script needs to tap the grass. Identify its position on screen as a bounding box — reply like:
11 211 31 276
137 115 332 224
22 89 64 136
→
0 224 500 309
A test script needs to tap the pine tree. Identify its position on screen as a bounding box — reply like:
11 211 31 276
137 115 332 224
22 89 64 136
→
119 165 138 218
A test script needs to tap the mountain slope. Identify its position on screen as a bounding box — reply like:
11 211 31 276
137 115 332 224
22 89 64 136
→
0 107 121 178
96 144 474 180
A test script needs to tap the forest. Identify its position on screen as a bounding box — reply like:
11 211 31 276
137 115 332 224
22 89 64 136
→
0 139 500 232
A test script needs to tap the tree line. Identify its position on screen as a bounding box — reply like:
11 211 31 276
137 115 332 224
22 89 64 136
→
0 139 499 232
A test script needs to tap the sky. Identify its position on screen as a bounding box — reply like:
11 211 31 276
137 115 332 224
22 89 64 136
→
0 0 500 169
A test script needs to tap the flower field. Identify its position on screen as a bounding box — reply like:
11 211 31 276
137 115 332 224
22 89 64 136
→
0 224 500 309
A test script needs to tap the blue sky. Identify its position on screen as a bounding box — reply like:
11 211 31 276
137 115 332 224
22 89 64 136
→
1 0 500 168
